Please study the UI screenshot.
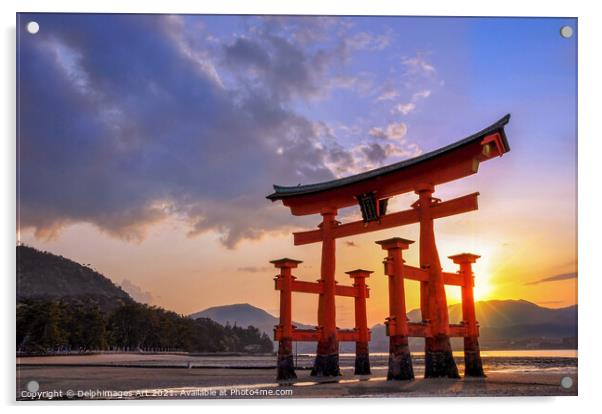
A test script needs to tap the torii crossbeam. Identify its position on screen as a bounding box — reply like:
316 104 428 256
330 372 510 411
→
267 114 510 378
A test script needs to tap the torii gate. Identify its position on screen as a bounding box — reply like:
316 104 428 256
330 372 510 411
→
267 114 510 379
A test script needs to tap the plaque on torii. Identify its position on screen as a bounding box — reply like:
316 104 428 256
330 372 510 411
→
267 114 510 380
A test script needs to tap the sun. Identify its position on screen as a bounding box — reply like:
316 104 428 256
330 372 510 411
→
472 277 493 301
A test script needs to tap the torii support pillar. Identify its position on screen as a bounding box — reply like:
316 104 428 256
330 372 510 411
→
449 253 486 377
271 258 302 380
311 209 341 377
376 238 415 380
414 184 460 378
346 269 372 375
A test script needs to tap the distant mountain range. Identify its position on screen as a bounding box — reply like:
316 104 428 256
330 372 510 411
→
190 301 577 352
17 244 576 352
17 245 133 311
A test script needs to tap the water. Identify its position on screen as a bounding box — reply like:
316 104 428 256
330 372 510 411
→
339 349 578 358
292 350 577 373
18 349 578 373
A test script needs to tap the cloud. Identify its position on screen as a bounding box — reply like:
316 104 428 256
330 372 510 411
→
376 90 399 101
120 279 154 304
18 15 352 248
412 89 431 100
17 15 418 249
346 31 391 51
361 143 388 164
401 54 436 75
388 89 432 117
393 102 417 115
237 266 272 273
525 272 577 286
368 122 408 141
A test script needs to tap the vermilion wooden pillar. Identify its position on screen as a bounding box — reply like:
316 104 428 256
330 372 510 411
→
414 184 460 378
311 209 341 377
449 253 485 377
346 269 372 375
271 258 302 380
376 237 415 380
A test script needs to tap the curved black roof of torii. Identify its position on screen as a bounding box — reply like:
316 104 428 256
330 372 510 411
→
267 114 511 201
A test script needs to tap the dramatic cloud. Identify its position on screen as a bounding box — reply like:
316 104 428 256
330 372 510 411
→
525 272 577 286
17 14 420 248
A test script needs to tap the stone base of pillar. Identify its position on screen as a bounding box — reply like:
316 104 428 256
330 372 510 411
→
277 339 297 380
311 337 341 377
311 354 341 377
387 335 414 380
464 336 486 377
424 335 460 378
354 341 371 375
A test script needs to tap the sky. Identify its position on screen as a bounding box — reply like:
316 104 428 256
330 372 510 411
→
17 14 577 327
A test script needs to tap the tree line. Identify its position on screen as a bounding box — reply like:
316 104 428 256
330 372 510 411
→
16 300 273 354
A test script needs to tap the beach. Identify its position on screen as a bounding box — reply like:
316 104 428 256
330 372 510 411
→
16 352 577 400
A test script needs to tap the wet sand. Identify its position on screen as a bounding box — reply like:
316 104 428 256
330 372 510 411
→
16 353 577 400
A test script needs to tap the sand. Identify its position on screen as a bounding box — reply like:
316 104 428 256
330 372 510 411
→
16 353 577 400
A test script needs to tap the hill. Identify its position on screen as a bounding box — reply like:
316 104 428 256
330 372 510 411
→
190 303 314 336
192 300 577 352
17 245 132 311
16 246 273 354
407 299 577 328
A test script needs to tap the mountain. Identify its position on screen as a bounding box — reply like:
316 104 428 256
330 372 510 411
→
377 299 577 351
190 303 314 336
192 300 577 352
407 299 577 328
17 245 133 311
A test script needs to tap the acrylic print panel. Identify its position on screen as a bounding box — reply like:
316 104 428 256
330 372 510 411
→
16 13 577 400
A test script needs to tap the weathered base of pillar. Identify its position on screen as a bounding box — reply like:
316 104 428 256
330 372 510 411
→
387 335 414 380
464 336 486 377
354 342 371 375
311 338 341 377
424 335 460 379
277 339 297 380
311 354 341 377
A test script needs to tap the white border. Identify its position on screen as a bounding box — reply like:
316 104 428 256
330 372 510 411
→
2 0 600 412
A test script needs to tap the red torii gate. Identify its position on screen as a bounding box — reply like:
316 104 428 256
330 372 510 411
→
267 114 510 380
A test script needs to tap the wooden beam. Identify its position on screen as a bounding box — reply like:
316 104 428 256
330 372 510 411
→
335 284 364 298
443 272 465 286
431 192 480 220
275 279 323 294
385 322 475 338
402 264 429 282
407 322 431 337
276 323 469 341
275 279 366 298
290 329 320 342
337 329 360 342
449 324 469 337
292 280 322 295
274 327 370 342
293 192 479 245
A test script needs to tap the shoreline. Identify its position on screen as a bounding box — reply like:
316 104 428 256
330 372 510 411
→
16 352 578 399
